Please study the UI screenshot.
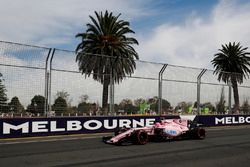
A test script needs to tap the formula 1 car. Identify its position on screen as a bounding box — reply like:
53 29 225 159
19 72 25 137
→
103 119 205 145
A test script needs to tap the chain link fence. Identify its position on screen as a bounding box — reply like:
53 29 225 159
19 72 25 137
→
0 41 51 117
1 41 250 117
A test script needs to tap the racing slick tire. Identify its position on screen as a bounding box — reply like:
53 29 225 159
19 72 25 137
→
132 130 149 145
194 128 206 139
102 136 112 143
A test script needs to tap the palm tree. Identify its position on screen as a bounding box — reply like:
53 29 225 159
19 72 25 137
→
211 42 250 113
75 11 139 112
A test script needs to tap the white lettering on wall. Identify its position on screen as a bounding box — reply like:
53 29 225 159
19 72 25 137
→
3 122 29 134
32 121 48 133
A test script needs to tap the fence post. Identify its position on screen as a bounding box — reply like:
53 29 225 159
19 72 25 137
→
158 64 167 115
44 48 52 117
197 69 207 115
228 80 232 114
48 48 56 115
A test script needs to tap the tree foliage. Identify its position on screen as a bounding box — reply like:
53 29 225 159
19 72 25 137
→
75 10 139 110
134 98 146 107
53 97 67 114
150 98 171 113
119 98 138 114
79 94 89 103
9 96 24 113
55 90 72 106
118 97 171 114
202 102 216 113
175 101 192 113
212 42 250 112
241 99 250 114
27 95 45 114
0 73 8 113
77 102 97 115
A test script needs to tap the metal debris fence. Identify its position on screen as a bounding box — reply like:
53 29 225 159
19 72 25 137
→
1 41 250 117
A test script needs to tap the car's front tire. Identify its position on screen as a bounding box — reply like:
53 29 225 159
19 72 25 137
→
132 130 148 145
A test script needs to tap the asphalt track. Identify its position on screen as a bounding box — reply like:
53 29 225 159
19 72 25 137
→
0 127 250 167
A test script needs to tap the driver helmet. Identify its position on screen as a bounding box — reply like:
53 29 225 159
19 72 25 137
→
155 122 161 127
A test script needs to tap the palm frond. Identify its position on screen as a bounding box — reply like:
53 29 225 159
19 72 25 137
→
211 42 250 84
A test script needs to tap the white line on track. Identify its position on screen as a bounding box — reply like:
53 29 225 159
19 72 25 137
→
0 136 101 145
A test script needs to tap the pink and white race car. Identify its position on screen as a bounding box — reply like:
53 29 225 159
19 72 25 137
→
103 119 206 145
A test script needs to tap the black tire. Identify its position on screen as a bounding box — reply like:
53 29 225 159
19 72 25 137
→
195 128 206 139
132 130 148 145
102 136 112 143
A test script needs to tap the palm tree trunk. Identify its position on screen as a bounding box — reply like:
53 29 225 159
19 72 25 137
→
231 76 240 113
102 75 109 114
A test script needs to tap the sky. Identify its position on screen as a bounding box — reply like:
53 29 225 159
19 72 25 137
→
1 0 250 68
1 0 250 107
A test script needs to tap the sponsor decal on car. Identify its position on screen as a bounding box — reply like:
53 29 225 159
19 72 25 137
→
164 129 177 135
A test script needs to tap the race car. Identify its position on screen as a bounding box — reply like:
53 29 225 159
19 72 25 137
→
103 118 206 145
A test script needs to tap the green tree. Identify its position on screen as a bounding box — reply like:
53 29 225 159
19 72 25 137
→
147 96 158 104
150 98 171 113
79 94 89 103
68 106 78 114
78 102 98 115
202 102 216 113
75 11 139 111
134 98 146 107
175 102 192 113
119 99 138 114
0 73 8 113
78 102 92 114
55 90 69 100
27 95 45 114
55 90 72 107
9 96 24 113
241 99 250 114
119 98 133 106
212 42 250 112
161 99 171 112
53 97 67 114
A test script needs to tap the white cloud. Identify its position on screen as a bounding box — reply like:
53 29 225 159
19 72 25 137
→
137 0 250 69
0 0 149 47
